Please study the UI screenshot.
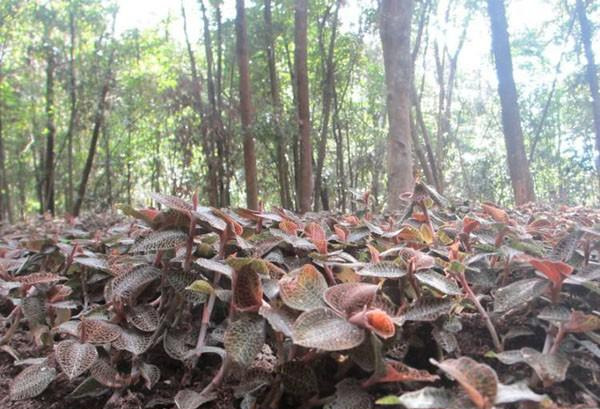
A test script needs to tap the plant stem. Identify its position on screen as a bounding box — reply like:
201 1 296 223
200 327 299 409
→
193 272 221 356
459 274 503 352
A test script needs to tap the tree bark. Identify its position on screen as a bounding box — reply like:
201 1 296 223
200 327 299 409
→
314 1 340 211
65 4 77 212
576 0 600 182
487 0 535 205
264 0 292 209
72 20 116 216
0 107 11 222
235 0 259 209
43 26 56 215
380 0 414 210
200 0 227 207
294 0 313 213
181 0 218 206
103 124 112 207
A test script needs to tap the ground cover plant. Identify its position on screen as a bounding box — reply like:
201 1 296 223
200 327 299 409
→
1 184 600 409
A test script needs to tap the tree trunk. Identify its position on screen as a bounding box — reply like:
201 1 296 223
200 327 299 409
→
181 1 218 205
576 0 600 183
235 0 259 209
65 4 77 212
294 0 313 213
284 41 300 210
487 0 535 205
200 0 228 207
72 24 116 216
264 0 292 209
43 29 56 215
103 124 112 207
380 0 414 210
314 1 340 211
0 108 11 222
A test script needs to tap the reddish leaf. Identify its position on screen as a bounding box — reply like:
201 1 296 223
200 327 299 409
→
366 244 381 263
279 264 327 311
529 258 573 288
231 259 266 312
349 308 395 339
564 311 600 333
324 283 379 316
401 248 435 271
462 217 481 234
481 203 509 224
431 357 498 409
304 222 328 254
364 361 439 386
334 224 349 242
279 218 299 236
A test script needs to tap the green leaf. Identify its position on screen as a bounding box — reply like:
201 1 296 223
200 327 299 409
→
185 279 214 295
224 314 266 367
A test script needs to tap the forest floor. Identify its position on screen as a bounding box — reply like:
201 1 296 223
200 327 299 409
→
1 191 600 409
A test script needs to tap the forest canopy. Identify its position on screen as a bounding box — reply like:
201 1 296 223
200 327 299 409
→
0 0 599 220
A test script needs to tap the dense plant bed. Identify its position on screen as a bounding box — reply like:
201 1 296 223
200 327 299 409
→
1 185 600 409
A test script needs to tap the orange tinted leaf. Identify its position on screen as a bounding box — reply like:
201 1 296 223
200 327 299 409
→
529 259 573 287
462 217 481 234
333 225 348 242
366 244 381 263
344 215 360 225
279 218 299 236
413 212 428 222
365 361 439 386
481 203 509 223
304 222 328 254
349 308 395 339
233 264 264 313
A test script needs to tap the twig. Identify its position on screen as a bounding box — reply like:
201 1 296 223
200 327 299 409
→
458 273 502 352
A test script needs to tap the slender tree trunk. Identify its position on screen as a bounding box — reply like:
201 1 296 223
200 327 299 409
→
182 1 218 205
333 86 346 212
43 29 56 215
215 3 231 207
314 1 340 211
103 124 112 207
65 5 77 212
235 0 258 209
380 0 414 210
264 0 292 209
200 0 228 207
487 0 535 204
294 0 313 213
73 25 115 216
576 0 600 185
127 128 132 205
0 109 11 222
410 111 435 186
284 41 300 210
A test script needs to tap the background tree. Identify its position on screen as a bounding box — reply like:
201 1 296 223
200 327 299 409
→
235 0 258 209
295 0 313 213
576 0 600 189
380 0 415 210
487 0 536 205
